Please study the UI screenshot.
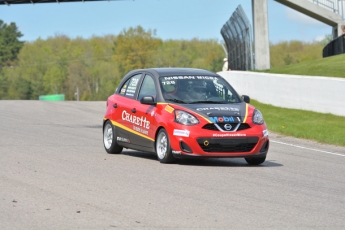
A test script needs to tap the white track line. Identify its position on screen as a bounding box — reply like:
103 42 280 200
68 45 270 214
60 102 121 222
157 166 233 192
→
271 140 345 157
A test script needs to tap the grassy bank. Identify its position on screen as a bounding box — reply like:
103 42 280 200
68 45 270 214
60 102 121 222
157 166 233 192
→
259 53 345 78
250 100 345 147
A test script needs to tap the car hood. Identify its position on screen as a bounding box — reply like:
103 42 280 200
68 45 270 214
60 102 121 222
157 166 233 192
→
179 102 248 123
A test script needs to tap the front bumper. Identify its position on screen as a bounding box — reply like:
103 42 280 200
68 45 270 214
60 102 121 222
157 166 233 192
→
169 124 269 158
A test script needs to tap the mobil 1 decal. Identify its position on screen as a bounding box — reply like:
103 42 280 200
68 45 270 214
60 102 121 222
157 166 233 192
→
209 116 241 123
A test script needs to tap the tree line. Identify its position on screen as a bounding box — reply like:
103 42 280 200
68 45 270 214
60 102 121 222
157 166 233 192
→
269 35 331 67
0 21 330 101
0 25 224 100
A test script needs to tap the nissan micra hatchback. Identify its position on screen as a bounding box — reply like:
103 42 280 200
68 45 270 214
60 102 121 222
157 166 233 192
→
103 68 269 164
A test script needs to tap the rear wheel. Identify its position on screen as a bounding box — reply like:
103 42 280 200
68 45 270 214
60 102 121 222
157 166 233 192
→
103 120 123 154
245 156 266 165
156 129 175 163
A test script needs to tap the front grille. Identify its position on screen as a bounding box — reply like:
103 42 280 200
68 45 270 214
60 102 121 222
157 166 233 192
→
237 123 251 131
202 123 251 131
202 124 219 131
197 137 258 153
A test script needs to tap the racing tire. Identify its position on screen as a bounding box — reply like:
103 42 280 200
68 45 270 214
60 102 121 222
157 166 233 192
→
245 156 266 165
103 120 123 154
156 129 175 164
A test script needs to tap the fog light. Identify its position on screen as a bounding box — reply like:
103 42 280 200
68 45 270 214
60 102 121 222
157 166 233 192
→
180 141 192 153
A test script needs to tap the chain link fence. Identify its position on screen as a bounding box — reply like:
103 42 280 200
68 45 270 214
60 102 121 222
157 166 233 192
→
220 5 254 71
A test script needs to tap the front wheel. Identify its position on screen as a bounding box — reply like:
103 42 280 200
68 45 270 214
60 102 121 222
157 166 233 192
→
245 156 266 165
156 129 175 163
103 120 123 154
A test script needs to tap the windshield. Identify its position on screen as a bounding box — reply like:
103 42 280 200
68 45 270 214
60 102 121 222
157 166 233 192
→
159 75 240 104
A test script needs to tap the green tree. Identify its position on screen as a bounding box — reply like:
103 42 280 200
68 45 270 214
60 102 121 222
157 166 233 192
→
113 26 162 76
0 20 24 67
319 34 333 46
0 20 24 99
270 40 324 67
283 53 293 65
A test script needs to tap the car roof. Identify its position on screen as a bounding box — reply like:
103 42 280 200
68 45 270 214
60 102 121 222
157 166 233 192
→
131 68 219 77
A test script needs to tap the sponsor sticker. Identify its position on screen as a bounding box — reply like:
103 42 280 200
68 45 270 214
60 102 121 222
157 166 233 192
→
129 78 139 87
164 76 195 80
173 129 190 137
117 136 130 143
122 110 150 129
165 105 174 113
163 76 216 80
196 107 240 112
209 116 235 123
263 129 268 137
133 125 149 135
212 133 246 137
196 76 216 80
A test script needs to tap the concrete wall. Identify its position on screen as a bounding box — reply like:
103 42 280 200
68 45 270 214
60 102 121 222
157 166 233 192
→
218 71 345 117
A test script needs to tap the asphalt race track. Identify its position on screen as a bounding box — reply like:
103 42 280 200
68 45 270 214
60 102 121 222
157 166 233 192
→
1 101 345 230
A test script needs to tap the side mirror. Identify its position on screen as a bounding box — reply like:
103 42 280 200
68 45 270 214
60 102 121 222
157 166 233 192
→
140 96 156 105
241 95 250 103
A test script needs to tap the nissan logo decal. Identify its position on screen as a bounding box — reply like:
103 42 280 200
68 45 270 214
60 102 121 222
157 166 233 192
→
224 124 232 131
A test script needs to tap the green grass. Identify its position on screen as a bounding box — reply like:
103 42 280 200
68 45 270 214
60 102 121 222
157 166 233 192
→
250 100 345 147
257 53 345 78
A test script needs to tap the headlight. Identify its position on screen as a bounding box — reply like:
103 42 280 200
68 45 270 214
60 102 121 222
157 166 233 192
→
175 110 199 125
253 109 264 125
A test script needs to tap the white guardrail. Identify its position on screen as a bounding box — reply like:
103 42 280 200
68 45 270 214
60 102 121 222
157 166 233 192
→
218 71 345 117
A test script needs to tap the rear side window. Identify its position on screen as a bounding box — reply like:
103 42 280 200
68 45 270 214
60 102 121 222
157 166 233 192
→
119 74 142 99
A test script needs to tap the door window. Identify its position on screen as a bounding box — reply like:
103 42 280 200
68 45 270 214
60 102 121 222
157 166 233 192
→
138 75 156 101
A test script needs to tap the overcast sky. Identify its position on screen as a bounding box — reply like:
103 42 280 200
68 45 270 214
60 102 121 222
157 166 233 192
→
0 0 333 43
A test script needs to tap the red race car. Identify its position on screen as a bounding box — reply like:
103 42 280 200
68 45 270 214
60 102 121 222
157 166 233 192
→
103 68 269 164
